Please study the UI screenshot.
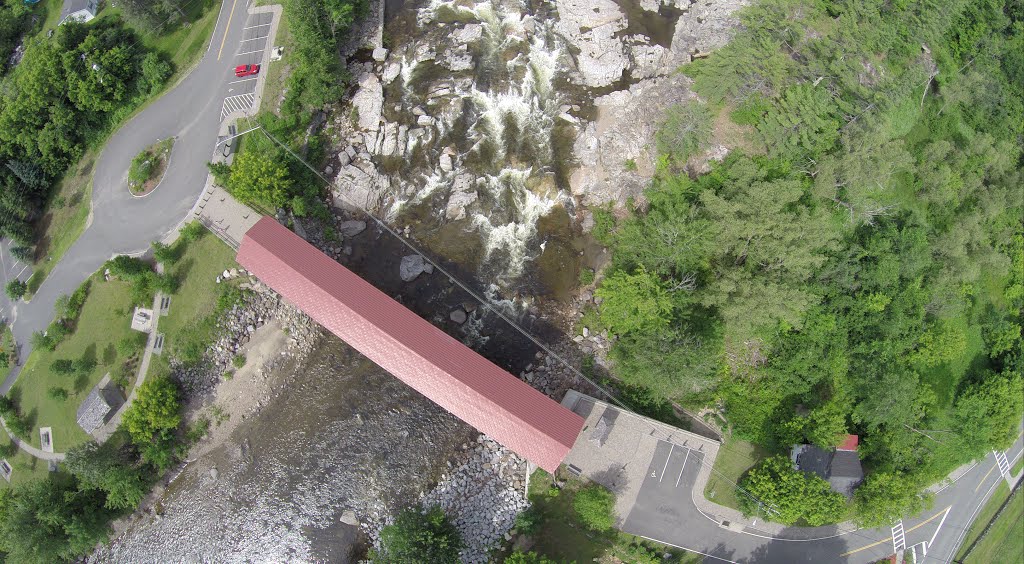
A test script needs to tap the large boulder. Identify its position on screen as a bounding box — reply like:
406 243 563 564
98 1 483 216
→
553 0 630 87
400 255 431 282
338 220 366 237
351 72 383 133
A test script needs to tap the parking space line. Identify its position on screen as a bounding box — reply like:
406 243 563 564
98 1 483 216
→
244 22 271 30
228 77 258 85
236 49 265 57
675 449 690 487
659 443 674 482
239 35 268 43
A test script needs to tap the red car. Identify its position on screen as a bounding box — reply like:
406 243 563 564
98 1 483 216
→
234 64 260 77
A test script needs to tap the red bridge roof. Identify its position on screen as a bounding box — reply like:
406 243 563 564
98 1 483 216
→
236 217 584 473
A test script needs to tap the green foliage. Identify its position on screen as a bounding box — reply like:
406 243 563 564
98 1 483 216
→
757 83 839 159
116 333 146 358
227 151 293 208
120 375 181 470
179 220 206 243
578 268 595 286
232 353 246 369
952 370 1024 458
64 440 148 510
373 505 462 563
4 279 26 300
854 472 931 528
655 101 714 165
514 506 542 535
207 161 231 187
572 484 615 531
739 456 846 526
0 475 114 563
50 358 74 375
590 205 616 246
47 386 69 401
504 551 555 564
138 52 172 95
596 266 674 336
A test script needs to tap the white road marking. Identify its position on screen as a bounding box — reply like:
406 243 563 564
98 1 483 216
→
675 449 690 487
239 35 268 43
243 22 271 30
891 520 906 552
659 443 674 483
927 505 951 547
235 49 266 57
221 92 255 120
994 450 1010 478
228 77 258 85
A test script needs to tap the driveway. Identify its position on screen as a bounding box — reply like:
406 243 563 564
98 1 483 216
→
1 1 277 394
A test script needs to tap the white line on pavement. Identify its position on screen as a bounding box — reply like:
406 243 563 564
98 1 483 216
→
243 22 271 30
239 35 268 43
235 49 266 56
228 77 258 85
675 449 690 487
927 506 951 548
659 443 674 483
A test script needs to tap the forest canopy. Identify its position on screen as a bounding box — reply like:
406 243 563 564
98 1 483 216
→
595 0 1024 525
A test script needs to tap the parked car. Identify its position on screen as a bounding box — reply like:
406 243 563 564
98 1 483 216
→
234 64 260 77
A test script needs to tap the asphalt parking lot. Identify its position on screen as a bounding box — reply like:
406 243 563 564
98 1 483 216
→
622 439 706 539
221 11 274 120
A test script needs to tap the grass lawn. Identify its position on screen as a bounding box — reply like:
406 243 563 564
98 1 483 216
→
11 277 141 451
1012 456 1023 478
255 5 293 115
962 485 1023 564
0 446 49 490
525 469 699 563
957 482 1010 560
27 151 96 298
159 229 241 361
704 435 769 512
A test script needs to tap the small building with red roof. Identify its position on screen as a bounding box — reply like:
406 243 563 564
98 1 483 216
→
791 434 864 497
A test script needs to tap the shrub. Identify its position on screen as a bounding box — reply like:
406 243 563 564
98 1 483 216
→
179 220 206 242
373 505 462 563
4 280 27 300
31 331 56 352
51 359 74 375
739 456 847 526
573 483 615 531
48 387 69 401
505 551 555 564
579 268 595 286
655 100 713 164
116 334 146 358
72 353 97 374
513 506 541 535
232 354 246 368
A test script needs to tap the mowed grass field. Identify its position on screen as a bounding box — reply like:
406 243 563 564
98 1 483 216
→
12 277 140 451
159 230 241 360
963 485 1024 564
704 436 769 512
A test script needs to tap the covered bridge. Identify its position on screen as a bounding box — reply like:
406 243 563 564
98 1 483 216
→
236 217 585 473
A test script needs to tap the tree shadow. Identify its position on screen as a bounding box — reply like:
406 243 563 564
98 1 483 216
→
74 373 90 394
23 407 37 432
7 386 22 408
102 343 117 365
81 343 97 367
172 257 195 289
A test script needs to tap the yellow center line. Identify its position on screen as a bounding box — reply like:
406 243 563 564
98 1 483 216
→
840 506 952 556
905 505 952 534
217 0 240 61
975 463 997 493
840 536 891 557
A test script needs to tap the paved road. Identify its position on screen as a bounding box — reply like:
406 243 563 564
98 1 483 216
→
624 430 1024 563
1 0 274 394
